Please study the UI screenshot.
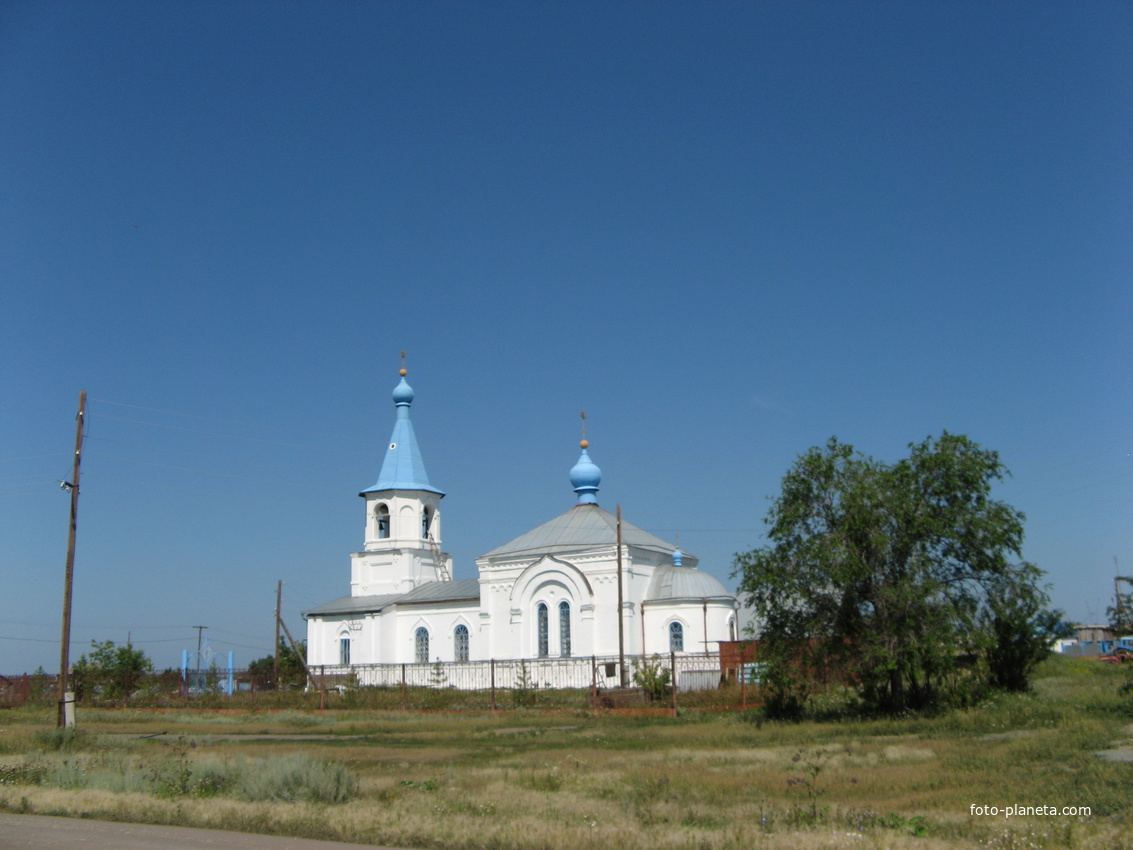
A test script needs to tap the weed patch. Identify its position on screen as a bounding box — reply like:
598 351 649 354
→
0 762 47 786
34 728 93 751
236 753 356 803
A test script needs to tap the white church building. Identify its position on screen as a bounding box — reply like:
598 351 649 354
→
304 368 737 680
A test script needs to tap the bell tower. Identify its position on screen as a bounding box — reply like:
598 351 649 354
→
350 364 451 596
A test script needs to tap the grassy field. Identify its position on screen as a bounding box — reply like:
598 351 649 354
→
1 655 1131 850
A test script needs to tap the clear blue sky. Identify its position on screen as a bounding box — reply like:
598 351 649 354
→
2 1 1130 673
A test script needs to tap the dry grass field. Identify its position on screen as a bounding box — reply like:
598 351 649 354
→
1 655 1131 850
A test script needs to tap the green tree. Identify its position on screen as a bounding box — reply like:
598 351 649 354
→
981 566 1072 692
733 432 1059 716
247 639 306 689
71 640 152 703
1106 577 1133 636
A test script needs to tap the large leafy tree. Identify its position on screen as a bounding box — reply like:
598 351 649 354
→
71 639 153 702
734 432 1059 716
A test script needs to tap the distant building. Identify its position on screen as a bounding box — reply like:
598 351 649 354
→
305 369 737 669
1074 624 1115 644
1055 623 1125 659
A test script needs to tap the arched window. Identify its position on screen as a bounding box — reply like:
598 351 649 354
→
454 624 469 662
339 637 350 666
537 603 549 657
376 504 390 539
422 507 431 539
415 627 429 663
559 600 571 657
669 621 684 653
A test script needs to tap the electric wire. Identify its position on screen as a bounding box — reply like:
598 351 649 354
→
0 452 72 463
88 452 297 484
91 412 370 456
90 397 373 444
87 397 544 473
86 435 370 472
78 472 341 503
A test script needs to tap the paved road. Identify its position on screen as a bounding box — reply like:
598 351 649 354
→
0 814 406 850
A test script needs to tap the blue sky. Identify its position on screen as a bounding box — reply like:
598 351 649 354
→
2 1 1130 673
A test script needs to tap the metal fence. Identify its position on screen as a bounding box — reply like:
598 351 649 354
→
0 672 54 708
315 652 724 691
1 652 759 712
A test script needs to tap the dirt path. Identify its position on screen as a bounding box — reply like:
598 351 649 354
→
0 814 407 850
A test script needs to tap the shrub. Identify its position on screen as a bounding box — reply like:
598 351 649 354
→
236 753 356 803
631 656 672 701
34 728 92 751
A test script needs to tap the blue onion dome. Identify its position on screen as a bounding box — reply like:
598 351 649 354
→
392 368 414 405
673 547 684 567
570 439 601 505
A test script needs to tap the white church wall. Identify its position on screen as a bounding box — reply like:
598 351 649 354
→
391 601 478 664
508 555 594 659
306 616 340 666
641 600 737 656
355 611 382 666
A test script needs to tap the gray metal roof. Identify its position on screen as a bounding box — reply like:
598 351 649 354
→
303 593 404 617
304 579 480 618
399 579 480 604
482 504 679 559
644 565 733 603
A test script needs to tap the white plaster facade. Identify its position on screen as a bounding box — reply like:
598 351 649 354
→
305 371 737 670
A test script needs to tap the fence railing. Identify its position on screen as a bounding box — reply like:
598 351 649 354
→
316 652 723 691
1 651 761 712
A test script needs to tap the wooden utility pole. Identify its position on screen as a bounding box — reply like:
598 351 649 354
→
274 580 282 688
192 626 207 674
616 504 626 686
278 615 313 688
57 390 86 728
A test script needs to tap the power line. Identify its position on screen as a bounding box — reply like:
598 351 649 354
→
91 413 371 456
86 397 543 472
209 627 272 641
87 452 295 483
0 453 71 464
0 635 271 654
78 472 341 503
86 435 362 472
90 398 375 446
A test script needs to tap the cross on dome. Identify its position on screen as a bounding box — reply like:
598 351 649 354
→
360 362 444 497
